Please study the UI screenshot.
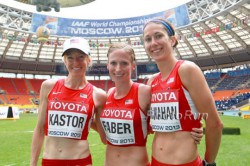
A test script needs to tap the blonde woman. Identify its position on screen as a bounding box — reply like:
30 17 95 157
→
30 37 106 166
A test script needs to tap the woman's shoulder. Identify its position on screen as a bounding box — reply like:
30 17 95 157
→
138 83 151 92
138 83 151 100
179 60 200 71
41 78 59 89
178 60 204 87
92 86 107 108
106 87 115 97
39 79 60 95
92 85 107 98
147 72 160 85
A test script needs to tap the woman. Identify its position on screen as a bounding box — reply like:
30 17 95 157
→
30 37 107 166
96 43 152 166
143 18 223 166
95 43 204 166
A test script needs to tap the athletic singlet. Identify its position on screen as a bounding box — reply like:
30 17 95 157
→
44 79 95 140
150 60 201 132
100 83 148 146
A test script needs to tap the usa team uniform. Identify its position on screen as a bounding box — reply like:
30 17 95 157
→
150 60 203 166
100 83 148 147
42 79 94 165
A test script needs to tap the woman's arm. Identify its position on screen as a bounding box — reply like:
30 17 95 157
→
179 61 223 163
30 80 54 166
92 87 107 144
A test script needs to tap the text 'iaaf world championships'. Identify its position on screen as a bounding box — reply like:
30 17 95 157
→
67 18 152 37
72 19 147 28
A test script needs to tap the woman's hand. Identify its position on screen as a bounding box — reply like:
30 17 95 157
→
191 127 204 144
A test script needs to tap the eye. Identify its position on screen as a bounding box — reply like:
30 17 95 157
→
144 37 151 43
155 33 163 40
121 61 129 66
78 55 85 60
67 56 73 60
110 61 117 66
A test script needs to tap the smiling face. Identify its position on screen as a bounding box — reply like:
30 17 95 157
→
63 49 91 77
107 44 136 83
143 22 177 62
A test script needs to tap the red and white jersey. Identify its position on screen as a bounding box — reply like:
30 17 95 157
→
150 60 201 132
100 83 148 146
44 79 95 140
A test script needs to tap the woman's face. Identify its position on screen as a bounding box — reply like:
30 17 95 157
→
143 23 174 62
64 49 91 76
107 49 135 83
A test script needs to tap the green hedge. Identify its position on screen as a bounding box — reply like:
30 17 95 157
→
203 127 241 135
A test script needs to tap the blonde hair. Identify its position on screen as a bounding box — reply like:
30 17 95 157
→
62 49 92 67
107 43 136 62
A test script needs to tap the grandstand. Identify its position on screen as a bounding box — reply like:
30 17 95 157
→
0 0 249 113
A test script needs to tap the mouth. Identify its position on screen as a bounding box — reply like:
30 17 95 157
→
73 67 81 71
114 74 123 77
112 73 124 78
151 48 161 53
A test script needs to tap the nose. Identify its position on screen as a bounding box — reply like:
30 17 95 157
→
69 58 81 67
72 57 82 63
115 64 122 71
150 37 158 45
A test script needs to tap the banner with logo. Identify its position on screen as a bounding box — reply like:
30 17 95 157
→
0 106 20 119
31 4 189 38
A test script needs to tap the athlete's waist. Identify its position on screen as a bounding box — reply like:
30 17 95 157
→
152 131 198 162
153 130 197 141
43 137 90 159
106 144 148 157
106 140 147 147
107 143 147 149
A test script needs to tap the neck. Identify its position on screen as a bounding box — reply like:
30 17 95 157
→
156 58 178 80
114 80 133 99
64 76 87 90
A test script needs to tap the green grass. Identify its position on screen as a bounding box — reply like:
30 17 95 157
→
0 114 249 166
202 116 250 166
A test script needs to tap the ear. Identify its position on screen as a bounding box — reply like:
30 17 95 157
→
131 62 136 70
87 56 92 67
171 36 177 47
107 63 109 70
62 56 65 63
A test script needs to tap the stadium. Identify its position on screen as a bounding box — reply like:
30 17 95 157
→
0 0 249 165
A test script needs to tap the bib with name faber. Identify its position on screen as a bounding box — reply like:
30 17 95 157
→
101 107 136 145
100 83 148 146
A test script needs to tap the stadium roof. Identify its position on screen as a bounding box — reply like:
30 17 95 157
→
0 0 249 75
10 0 192 19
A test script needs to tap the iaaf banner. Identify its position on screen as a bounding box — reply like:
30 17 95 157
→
30 4 189 38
